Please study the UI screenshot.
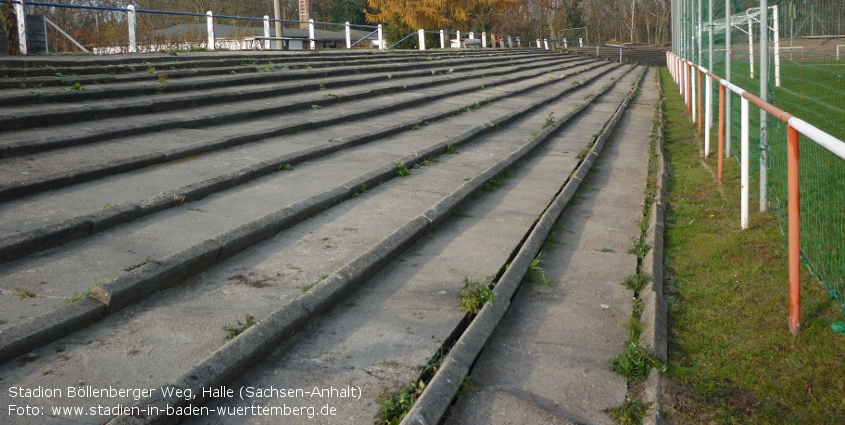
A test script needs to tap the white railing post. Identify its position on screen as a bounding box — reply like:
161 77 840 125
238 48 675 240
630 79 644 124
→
309 19 315 49
345 22 351 49
748 19 754 79
773 5 781 87
418 29 425 50
456 30 461 48
516 36 520 47
14 0 28 55
206 11 215 50
377 24 384 50
691 68 697 123
440 29 445 49
507 35 512 48
127 5 137 53
263 15 271 50
705 74 713 157
579 37 583 47
544 39 549 49
481 32 486 48
563 37 567 48
469 31 474 39
741 96 750 229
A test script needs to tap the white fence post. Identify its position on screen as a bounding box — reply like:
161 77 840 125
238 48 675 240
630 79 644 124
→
481 32 486 48
578 37 583 47
748 19 754 79
418 29 425 50
377 24 384 50
456 30 460 47
440 29 445 49
705 74 712 157
14 0 28 55
507 35 512 48
263 15 271 50
563 37 567 48
345 22 351 49
691 68 697 123
773 5 781 87
206 11 215 50
127 5 137 53
469 32 474 39
544 39 549 49
741 97 750 229
309 19 315 49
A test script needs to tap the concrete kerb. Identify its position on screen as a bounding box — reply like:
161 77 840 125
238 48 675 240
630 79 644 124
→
0 67 618 367
400 65 649 425
104 62 636 425
0 298 105 365
0 54 582 158
639 71 668 425
0 61 620 266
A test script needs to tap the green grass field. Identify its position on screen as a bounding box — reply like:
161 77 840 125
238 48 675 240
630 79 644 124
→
659 66 845 424
698 56 845 327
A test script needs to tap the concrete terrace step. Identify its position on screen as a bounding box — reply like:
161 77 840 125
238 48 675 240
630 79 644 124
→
0 63 632 359
0 60 618 265
0 59 643 425
0 50 544 85
0 51 555 108
0 50 650 425
0 56 598 200
0 54 584 156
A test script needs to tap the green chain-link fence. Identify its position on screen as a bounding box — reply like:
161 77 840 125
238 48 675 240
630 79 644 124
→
674 0 845 332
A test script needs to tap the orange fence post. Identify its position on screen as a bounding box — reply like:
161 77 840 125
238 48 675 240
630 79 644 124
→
698 69 703 135
718 83 725 184
787 125 801 335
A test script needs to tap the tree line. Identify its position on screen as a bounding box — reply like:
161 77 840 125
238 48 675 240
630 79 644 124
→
2 0 671 53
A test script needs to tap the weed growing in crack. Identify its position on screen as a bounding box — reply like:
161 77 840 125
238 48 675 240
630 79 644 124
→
222 314 257 341
353 184 367 197
14 289 37 299
543 111 555 129
577 147 591 161
444 144 459 154
628 236 651 259
395 163 411 177
623 273 652 293
278 163 294 171
300 275 328 292
526 254 554 286
451 208 472 218
457 278 496 318
607 393 649 425
610 343 662 383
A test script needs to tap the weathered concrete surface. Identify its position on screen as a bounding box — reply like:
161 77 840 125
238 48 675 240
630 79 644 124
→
445 68 659 425
0 61 619 331
0 61 635 424
176 67 644 425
